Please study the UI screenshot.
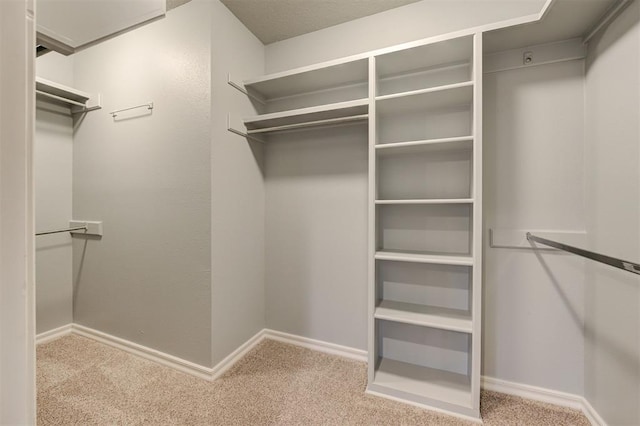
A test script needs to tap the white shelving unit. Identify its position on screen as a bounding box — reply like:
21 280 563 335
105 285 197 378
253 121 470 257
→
369 32 482 420
35 77 101 113
228 31 483 421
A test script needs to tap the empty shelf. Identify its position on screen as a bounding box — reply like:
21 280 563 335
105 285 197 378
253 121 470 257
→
373 358 472 408
375 250 474 266
244 99 368 131
375 199 474 205
375 300 472 333
244 58 369 100
376 82 473 115
36 77 91 105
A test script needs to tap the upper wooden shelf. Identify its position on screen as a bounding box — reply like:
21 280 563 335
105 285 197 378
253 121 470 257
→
36 77 91 105
244 58 369 101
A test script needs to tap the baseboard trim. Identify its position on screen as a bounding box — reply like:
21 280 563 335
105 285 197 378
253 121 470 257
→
36 323 73 345
210 329 266 380
481 376 605 426
72 324 214 381
262 329 367 362
582 397 608 426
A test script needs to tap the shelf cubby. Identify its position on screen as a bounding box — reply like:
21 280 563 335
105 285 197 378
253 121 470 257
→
376 35 473 97
376 204 472 257
377 144 472 200
376 86 472 145
372 320 473 408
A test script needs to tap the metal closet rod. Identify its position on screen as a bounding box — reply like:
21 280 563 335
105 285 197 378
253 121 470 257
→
526 233 640 276
36 225 87 236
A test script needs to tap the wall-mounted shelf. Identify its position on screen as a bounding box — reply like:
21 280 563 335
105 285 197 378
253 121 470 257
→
244 98 368 132
244 57 369 101
35 77 101 113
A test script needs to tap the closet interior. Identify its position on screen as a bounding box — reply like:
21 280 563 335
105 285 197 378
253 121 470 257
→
32 0 640 424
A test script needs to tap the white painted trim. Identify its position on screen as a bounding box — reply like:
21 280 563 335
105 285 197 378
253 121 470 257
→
484 38 587 74
582 397 608 426
481 376 606 426
72 324 214 381
210 329 266 380
365 389 482 424
36 324 73 345
262 329 367 362
250 0 556 83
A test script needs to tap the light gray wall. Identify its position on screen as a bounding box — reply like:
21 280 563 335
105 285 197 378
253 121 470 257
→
35 52 75 334
71 1 212 366
584 2 640 424
210 0 266 366
483 60 586 395
265 125 368 350
264 0 546 72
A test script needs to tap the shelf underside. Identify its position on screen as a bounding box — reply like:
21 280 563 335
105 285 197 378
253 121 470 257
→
375 300 472 333
376 136 473 154
373 358 472 409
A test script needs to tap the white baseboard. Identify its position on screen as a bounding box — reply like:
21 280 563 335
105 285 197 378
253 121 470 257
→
36 324 606 425
210 329 266 380
36 323 73 345
481 376 605 426
262 329 367 362
72 324 213 381
582 397 608 426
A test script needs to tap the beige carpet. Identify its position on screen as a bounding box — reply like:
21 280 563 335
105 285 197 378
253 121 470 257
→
37 335 589 425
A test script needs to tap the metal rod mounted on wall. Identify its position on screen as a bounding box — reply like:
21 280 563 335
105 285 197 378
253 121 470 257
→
110 102 154 118
36 225 88 236
527 232 640 275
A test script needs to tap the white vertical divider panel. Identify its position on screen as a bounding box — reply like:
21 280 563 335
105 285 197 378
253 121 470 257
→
0 0 36 423
471 31 483 416
367 56 377 383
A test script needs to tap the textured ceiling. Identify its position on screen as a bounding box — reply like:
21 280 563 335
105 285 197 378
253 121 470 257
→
219 0 423 44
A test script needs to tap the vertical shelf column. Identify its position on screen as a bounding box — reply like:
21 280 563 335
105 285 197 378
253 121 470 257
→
470 31 483 416
367 32 482 421
367 56 378 385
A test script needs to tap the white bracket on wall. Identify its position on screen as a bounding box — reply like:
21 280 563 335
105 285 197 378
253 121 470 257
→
227 74 266 105
490 229 587 250
69 220 103 237
227 114 265 143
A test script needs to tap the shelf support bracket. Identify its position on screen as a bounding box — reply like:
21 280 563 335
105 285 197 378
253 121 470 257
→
227 74 266 105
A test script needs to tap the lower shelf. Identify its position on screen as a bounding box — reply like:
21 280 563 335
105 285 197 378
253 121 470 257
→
372 358 472 409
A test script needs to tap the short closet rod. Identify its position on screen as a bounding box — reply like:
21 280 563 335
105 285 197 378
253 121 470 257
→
36 225 87 236
526 232 640 275
36 90 86 107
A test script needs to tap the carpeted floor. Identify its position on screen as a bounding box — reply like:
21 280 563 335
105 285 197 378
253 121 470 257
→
37 335 590 425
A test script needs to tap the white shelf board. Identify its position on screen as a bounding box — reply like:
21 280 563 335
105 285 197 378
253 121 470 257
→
375 250 474 266
244 58 369 100
376 136 473 153
376 82 473 115
36 77 91 104
244 99 368 130
373 358 472 409
375 300 472 333
375 198 473 205
376 35 473 79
